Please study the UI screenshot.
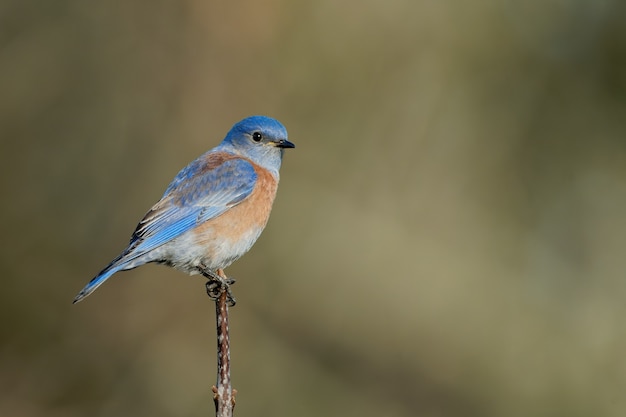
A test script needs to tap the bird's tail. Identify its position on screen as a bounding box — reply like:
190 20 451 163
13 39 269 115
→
73 255 128 304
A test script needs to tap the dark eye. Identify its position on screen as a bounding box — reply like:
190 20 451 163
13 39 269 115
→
252 132 263 142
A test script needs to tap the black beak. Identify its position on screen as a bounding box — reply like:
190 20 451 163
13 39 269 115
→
276 139 295 149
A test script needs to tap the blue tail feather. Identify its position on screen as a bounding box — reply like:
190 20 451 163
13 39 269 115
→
73 265 121 303
73 253 131 304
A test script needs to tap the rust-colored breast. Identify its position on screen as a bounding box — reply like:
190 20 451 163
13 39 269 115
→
195 159 279 245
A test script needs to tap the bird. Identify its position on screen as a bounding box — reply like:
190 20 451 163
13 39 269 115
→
73 115 294 304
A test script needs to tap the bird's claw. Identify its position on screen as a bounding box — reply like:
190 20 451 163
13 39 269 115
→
203 270 236 306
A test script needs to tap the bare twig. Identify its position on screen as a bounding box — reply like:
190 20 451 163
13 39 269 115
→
212 269 236 417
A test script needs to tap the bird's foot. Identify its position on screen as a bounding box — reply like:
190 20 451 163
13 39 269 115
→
202 269 236 307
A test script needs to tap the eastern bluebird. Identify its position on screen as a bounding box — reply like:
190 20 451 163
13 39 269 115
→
73 115 294 304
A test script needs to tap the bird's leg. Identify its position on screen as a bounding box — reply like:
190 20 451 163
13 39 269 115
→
201 266 236 307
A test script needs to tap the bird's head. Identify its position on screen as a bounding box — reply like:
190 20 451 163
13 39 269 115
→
220 116 294 177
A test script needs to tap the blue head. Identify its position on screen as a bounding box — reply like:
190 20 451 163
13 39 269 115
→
218 116 294 177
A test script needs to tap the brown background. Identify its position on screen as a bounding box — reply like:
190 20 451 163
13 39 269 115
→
1 1 625 416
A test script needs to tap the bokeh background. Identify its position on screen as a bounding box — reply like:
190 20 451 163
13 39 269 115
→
1 1 625 416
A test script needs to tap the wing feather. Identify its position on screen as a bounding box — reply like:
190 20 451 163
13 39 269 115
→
124 155 257 261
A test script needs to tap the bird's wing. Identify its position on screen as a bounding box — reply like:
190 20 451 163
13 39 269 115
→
125 155 257 260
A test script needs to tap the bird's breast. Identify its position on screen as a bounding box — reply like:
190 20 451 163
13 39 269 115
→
190 162 279 269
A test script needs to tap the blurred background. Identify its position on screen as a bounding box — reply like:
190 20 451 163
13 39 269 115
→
1 1 625 416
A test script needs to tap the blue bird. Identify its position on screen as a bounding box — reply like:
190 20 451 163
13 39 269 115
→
74 116 294 304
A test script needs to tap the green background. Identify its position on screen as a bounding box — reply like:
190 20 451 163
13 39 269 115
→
1 1 625 416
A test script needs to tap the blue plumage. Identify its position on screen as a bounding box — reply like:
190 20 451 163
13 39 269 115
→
74 116 294 303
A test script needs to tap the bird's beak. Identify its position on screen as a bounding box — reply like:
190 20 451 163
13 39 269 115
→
275 139 295 149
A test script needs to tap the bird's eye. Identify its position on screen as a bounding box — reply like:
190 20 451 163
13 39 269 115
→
252 132 263 142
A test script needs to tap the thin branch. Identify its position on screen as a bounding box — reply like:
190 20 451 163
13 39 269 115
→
212 269 236 417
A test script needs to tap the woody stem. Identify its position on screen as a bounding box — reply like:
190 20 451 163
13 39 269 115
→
212 269 235 417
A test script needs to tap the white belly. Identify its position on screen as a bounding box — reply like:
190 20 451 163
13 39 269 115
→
161 224 265 274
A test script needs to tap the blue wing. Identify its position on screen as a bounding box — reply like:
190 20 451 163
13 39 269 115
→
73 154 257 304
127 156 257 258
